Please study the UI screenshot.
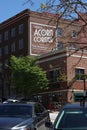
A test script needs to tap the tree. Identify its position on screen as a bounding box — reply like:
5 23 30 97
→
57 71 67 82
10 56 49 98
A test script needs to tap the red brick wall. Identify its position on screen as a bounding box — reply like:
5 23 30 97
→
67 50 87 90
38 48 87 91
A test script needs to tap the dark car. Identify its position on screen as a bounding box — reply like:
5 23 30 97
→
46 102 87 130
0 102 50 130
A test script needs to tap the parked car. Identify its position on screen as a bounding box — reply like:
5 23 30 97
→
3 98 20 103
45 101 87 130
0 102 50 130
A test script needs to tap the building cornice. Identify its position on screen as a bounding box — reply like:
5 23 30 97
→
37 48 87 63
0 9 30 29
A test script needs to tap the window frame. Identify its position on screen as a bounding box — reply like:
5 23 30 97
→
19 38 24 49
11 28 16 38
71 44 77 49
11 42 16 52
57 42 63 49
57 28 63 36
72 30 77 38
4 45 9 54
18 24 24 34
50 68 60 82
75 68 85 80
4 31 9 41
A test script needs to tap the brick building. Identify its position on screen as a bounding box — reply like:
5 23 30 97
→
38 47 87 107
0 9 87 104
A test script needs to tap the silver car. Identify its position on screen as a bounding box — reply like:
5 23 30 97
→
0 102 50 130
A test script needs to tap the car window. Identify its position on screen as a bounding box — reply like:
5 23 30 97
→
55 108 87 129
0 105 32 117
35 103 45 114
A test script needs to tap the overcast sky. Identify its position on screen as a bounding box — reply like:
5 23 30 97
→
0 0 45 23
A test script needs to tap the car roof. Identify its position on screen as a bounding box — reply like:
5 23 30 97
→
63 102 87 109
1 101 38 106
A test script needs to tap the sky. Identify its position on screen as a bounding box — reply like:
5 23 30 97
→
0 0 45 23
1 0 87 23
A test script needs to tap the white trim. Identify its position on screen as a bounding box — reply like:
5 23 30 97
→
30 22 56 28
37 52 87 63
69 89 84 92
38 89 84 95
71 54 87 59
75 67 85 69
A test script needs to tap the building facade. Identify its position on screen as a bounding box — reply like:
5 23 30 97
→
38 48 87 107
0 9 87 104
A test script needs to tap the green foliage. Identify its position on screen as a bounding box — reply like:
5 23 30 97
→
75 74 83 80
57 71 67 81
10 55 49 97
41 3 47 9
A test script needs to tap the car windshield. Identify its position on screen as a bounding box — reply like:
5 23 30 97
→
0 105 32 118
54 108 87 130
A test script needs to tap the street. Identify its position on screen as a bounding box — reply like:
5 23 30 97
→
49 111 59 123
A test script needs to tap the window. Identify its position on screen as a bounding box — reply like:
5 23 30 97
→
50 69 60 82
11 42 15 52
56 108 87 129
74 93 84 102
72 30 77 38
57 42 63 49
19 39 24 49
71 44 77 49
0 34 2 43
75 68 84 80
4 31 9 40
4 59 8 66
19 24 23 34
0 62 2 70
0 48 2 57
4 45 8 54
11 28 16 37
0 105 32 117
57 28 62 36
